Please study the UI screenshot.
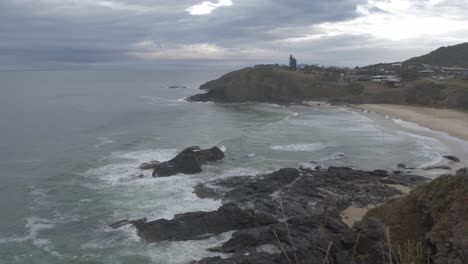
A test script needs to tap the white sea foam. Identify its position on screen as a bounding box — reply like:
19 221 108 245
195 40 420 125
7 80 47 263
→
89 231 234 264
271 143 328 152
83 148 222 222
84 149 177 185
0 217 62 257
175 97 188 102
318 152 347 162
95 137 114 149
218 145 227 152
144 231 234 264
218 167 261 178
30 187 48 207
397 130 448 168
284 112 299 120
393 119 432 132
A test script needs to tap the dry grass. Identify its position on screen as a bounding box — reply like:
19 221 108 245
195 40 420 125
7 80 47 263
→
382 226 431 264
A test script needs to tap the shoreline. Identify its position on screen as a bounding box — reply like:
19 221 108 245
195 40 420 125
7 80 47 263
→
350 104 468 178
353 104 468 141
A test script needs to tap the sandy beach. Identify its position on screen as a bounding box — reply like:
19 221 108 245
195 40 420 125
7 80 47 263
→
355 104 468 141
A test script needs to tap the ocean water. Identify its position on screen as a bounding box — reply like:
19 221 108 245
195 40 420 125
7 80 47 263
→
1 70 467 264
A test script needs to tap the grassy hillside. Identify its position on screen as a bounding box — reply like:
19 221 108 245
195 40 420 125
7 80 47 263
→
365 170 468 263
405 42 468 67
190 66 468 110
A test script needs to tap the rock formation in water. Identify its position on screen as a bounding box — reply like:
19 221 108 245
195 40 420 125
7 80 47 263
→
139 146 225 177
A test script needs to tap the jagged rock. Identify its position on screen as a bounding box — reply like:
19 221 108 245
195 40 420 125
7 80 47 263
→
371 169 388 177
143 146 224 177
119 166 429 263
421 165 452 170
443 155 461 162
133 204 278 243
109 218 147 229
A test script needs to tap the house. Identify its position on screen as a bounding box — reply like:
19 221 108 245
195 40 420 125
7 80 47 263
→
383 77 403 87
419 70 434 77
372 75 402 87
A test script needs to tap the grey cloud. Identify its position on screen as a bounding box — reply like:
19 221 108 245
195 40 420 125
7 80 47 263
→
0 0 466 69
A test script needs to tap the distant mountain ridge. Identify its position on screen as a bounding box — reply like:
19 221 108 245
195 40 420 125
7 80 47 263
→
405 42 468 68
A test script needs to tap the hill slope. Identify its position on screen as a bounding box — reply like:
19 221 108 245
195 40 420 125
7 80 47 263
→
366 169 468 264
405 42 468 67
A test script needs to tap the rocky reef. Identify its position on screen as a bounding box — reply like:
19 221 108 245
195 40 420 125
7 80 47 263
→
139 146 225 177
112 144 468 264
114 161 448 263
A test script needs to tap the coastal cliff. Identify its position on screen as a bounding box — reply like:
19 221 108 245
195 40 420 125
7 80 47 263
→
188 65 468 110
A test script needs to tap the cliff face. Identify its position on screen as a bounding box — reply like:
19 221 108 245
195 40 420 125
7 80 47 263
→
366 169 468 264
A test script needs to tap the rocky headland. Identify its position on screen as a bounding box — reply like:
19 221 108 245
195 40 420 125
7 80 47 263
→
187 65 468 111
112 147 468 264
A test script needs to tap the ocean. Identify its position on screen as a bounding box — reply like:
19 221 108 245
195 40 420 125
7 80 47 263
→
1 70 467 264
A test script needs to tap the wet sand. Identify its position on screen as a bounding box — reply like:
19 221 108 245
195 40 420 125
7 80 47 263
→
355 104 468 141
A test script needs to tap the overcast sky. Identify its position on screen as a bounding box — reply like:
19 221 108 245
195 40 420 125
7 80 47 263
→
1 0 468 70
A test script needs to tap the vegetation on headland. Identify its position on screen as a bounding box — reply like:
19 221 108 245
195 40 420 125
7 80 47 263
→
405 42 468 68
189 43 468 110
365 169 468 264
189 65 468 110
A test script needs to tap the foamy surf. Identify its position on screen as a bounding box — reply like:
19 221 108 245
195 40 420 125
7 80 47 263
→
271 143 328 152
0 217 62 257
83 149 178 185
393 119 432 132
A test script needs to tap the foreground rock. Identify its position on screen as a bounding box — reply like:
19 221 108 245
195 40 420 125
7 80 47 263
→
134 204 277 242
366 168 468 264
121 166 429 263
139 146 225 177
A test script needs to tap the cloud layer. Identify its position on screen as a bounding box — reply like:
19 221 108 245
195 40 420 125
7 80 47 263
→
1 0 468 69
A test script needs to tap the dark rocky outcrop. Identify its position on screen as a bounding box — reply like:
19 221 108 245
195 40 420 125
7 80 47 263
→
366 168 468 264
168 86 188 89
443 155 461 163
118 166 429 264
139 146 225 177
134 204 278 243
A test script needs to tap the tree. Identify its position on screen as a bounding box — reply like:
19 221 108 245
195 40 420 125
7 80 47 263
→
289 55 297 71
